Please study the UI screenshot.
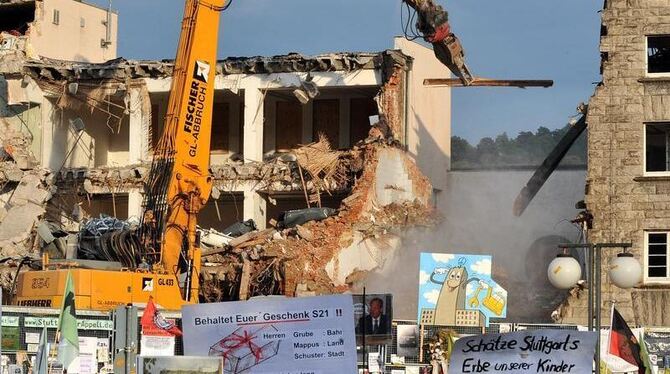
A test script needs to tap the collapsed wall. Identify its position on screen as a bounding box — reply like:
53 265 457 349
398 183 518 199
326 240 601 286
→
200 142 436 301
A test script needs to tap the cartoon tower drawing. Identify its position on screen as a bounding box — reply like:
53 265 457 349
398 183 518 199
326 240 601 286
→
431 258 479 325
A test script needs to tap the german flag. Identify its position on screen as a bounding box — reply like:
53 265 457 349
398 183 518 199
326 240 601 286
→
609 307 645 374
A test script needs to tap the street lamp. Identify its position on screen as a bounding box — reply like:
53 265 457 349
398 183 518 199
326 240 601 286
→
609 252 643 289
548 253 582 289
549 243 641 374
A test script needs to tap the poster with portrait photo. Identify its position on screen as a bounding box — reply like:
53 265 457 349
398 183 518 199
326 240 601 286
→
396 324 420 358
353 294 393 345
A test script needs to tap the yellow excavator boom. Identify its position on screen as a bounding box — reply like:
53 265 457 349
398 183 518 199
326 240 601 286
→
14 0 228 311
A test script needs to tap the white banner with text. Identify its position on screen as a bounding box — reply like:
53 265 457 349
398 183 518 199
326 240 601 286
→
450 329 597 374
182 295 356 374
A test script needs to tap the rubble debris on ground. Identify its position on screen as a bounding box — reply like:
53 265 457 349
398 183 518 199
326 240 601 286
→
199 140 437 302
0 125 53 258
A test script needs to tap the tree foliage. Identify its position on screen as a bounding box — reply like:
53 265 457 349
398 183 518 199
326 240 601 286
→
452 125 587 169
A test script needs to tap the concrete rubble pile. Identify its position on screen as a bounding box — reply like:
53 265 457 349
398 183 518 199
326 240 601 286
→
199 138 438 302
0 120 54 290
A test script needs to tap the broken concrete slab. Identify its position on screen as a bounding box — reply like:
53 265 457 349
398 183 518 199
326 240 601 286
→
325 230 401 286
0 201 44 250
9 171 50 205
21 51 410 82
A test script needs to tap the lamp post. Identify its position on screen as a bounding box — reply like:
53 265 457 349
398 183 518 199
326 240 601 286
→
548 242 641 374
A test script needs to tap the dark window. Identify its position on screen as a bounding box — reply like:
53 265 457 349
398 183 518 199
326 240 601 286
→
0 1 35 34
83 194 129 220
350 98 378 146
53 9 60 25
645 123 670 172
647 232 668 279
275 100 303 150
198 193 244 231
211 102 230 152
648 36 670 74
313 99 340 147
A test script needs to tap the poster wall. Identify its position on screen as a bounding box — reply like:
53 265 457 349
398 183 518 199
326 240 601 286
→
182 295 356 374
418 253 507 327
450 330 597 374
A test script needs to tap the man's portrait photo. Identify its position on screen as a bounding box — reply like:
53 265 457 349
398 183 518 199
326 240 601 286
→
356 297 389 335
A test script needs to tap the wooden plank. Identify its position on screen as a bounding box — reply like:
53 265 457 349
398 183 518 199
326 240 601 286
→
229 228 275 248
201 228 276 257
238 256 252 300
424 78 554 88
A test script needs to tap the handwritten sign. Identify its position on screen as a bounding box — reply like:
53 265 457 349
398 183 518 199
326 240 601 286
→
450 330 597 373
182 295 356 374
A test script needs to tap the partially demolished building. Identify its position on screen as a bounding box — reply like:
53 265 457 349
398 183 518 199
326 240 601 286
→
0 0 117 63
556 0 670 327
0 0 452 303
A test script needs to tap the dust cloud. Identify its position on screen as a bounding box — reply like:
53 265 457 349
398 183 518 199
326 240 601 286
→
354 168 586 323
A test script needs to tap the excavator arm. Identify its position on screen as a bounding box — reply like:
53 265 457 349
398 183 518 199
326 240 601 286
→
403 0 474 84
140 0 229 303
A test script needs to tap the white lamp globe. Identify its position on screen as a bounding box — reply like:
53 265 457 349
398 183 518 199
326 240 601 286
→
609 252 642 289
547 254 582 289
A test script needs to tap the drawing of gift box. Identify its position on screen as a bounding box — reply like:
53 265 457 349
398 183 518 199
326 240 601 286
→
209 325 281 374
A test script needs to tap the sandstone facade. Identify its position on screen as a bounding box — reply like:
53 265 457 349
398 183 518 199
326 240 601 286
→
559 0 670 327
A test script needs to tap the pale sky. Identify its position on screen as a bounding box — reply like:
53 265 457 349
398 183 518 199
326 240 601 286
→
91 0 602 143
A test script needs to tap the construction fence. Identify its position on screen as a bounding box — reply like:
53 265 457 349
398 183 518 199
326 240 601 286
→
2 306 667 373
0 306 113 371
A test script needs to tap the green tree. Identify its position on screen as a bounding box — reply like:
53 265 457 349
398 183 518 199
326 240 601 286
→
451 124 587 169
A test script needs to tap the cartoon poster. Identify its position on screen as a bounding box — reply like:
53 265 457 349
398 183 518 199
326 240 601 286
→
417 253 507 327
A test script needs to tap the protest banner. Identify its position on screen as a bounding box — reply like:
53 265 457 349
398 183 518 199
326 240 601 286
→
450 329 597 374
23 317 113 331
182 295 356 374
66 336 98 374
